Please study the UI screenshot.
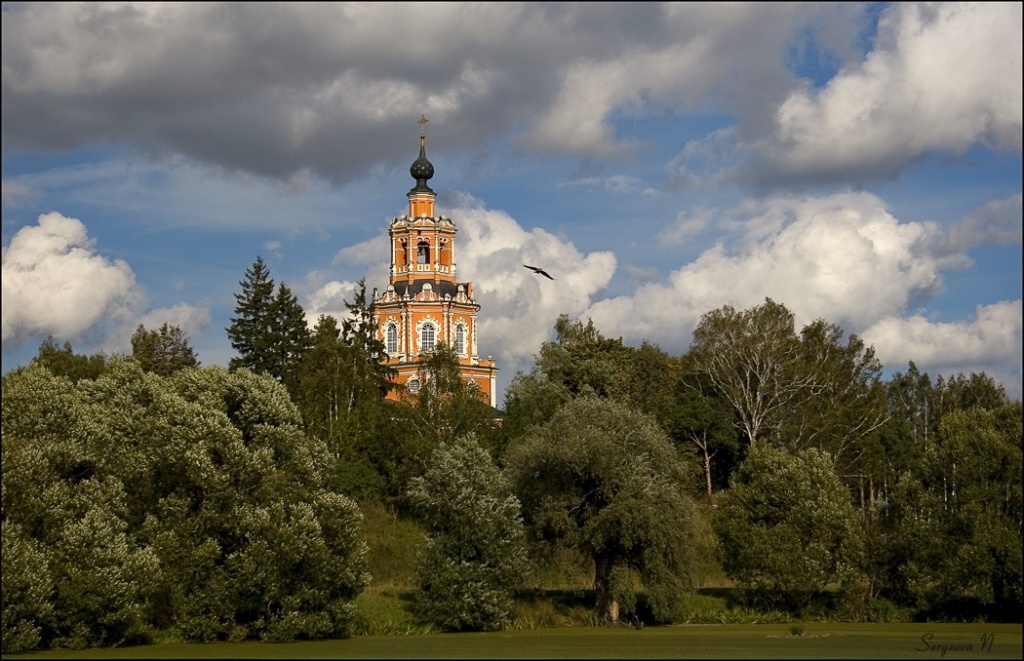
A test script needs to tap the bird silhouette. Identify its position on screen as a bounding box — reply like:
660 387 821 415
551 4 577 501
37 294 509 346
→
523 264 554 280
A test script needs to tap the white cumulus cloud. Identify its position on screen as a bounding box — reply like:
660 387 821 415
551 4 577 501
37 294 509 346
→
583 190 1021 395
742 2 1023 184
2 212 144 347
862 300 1022 391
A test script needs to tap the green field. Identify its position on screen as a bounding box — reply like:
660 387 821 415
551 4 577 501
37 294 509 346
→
6 623 1021 660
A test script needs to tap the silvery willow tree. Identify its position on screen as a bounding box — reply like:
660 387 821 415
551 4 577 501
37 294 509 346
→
406 434 529 631
506 396 697 625
2 360 368 652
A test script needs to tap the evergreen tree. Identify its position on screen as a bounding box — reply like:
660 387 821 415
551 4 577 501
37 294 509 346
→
227 256 276 375
266 282 312 399
226 257 311 400
296 281 397 498
338 279 393 404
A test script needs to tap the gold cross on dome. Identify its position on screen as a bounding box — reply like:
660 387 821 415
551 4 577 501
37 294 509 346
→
418 115 428 128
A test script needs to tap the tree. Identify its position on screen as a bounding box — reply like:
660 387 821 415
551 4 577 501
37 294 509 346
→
130 323 199 376
611 341 682 430
670 365 740 505
1 361 369 650
500 315 640 454
337 278 394 404
29 336 108 381
506 396 697 625
297 305 398 499
401 343 497 448
297 281 395 454
406 434 529 631
935 372 1009 416
878 362 936 487
890 404 1022 618
266 283 312 399
2 522 53 653
686 298 810 446
226 257 311 400
687 300 888 485
227 256 276 375
788 320 887 460
713 444 865 612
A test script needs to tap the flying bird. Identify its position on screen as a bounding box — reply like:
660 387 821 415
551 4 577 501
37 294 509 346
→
523 264 554 280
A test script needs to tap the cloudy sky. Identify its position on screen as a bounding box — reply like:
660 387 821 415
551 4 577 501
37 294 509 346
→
3 2 1022 401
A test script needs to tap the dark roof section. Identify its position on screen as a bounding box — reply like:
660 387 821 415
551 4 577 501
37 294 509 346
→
392 280 462 299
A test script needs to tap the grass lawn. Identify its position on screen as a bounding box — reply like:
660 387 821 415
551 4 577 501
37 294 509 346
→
6 623 1021 659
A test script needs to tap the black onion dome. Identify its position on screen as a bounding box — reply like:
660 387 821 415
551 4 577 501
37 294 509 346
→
409 136 435 194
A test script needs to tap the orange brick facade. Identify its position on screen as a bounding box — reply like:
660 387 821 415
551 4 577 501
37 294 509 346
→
373 124 498 407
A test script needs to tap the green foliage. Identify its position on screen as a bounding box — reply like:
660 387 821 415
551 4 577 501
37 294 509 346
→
714 444 865 613
226 257 311 399
227 256 276 373
687 300 887 469
1 522 53 653
671 366 742 505
296 283 399 499
506 396 697 625
267 282 314 398
402 343 497 446
407 435 529 631
888 404 1022 618
789 319 887 470
1 361 368 651
499 317 684 465
380 344 500 501
501 315 633 445
130 323 200 376
29 336 108 381
687 298 803 446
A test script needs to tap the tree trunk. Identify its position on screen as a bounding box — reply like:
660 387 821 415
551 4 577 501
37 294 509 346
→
593 553 619 625
703 448 714 506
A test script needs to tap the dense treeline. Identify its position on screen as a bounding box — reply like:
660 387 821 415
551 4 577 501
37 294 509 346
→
2 259 1020 652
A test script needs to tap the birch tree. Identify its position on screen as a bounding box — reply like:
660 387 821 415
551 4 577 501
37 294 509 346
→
686 298 810 446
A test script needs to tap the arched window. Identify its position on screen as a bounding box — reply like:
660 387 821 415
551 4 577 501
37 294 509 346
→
454 324 465 355
420 323 435 352
417 241 430 264
386 324 398 355
407 377 421 393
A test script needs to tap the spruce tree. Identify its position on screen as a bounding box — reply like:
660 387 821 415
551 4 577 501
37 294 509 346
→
227 257 311 400
267 282 312 400
227 256 276 375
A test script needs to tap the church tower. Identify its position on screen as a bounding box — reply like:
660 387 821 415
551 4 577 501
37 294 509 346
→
373 117 498 407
